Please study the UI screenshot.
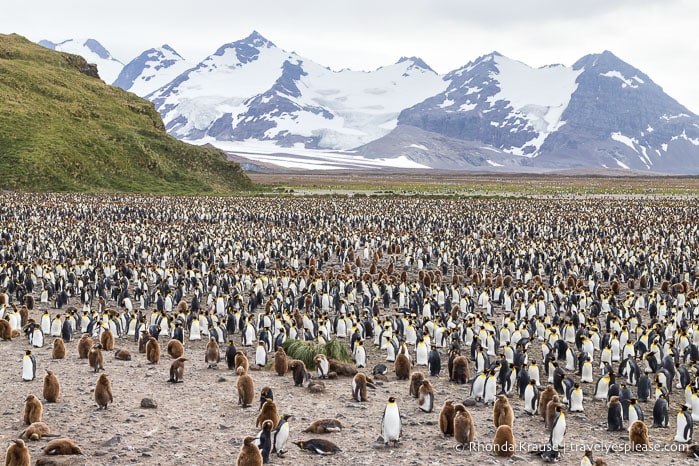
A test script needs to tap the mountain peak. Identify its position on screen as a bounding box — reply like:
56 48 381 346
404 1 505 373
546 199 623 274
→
242 30 274 48
396 56 434 73
82 38 111 60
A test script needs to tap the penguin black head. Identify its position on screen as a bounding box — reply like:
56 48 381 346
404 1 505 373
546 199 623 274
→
388 396 396 403
25 350 31 355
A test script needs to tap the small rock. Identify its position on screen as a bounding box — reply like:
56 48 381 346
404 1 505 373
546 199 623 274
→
102 434 122 446
142 452 153 458
425 420 436 426
94 450 108 457
510 455 525 462
463 399 477 407
374 374 389 382
217 377 227 383
327 372 338 379
219 424 233 430
140 398 158 409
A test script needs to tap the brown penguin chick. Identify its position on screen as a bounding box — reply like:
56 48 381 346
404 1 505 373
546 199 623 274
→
205 337 220 368
51 339 66 359
146 337 160 364
289 360 309 387
168 357 187 383
545 394 561 431
94 373 113 410
114 348 132 361
0 317 12 340
409 371 425 398
394 353 411 380
167 339 184 359
417 379 435 413
237 367 255 407
303 418 343 433
88 344 104 373
539 385 557 419
493 425 515 457
453 403 475 446
256 398 280 428
438 400 456 437
236 435 262 466
629 420 649 451
77 334 92 359
451 355 470 383
4 439 30 466
352 372 368 402
42 370 60 403
100 328 114 351
43 437 83 455
274 347 288 376
328 358 358 376
493 394 514 429
19 422 51 441
23 395 42 425
234 350 249 373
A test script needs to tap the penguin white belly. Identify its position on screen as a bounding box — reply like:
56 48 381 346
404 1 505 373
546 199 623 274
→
354 347 366 368
416 347 428 366
382 404 401 443
189 321 201 341
275 422 289 452
483 376 497 403
22 358 34 381
32 329 44 348
255 346 267 366
419 393 433 412
50 320 62 337
674 414 691 443
569 391 583 412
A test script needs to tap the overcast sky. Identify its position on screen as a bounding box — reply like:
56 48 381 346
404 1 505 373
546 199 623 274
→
4 0 699 112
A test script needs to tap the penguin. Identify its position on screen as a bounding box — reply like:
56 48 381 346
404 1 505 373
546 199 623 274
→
594 372 611 400
206 336 221 369
354 340 367 368
146 337 160 364
77 334 92 359
236 436 263 466
88 344 104 373
675 404 693 443
493 424 515 457
253 340 267 368
352 372 369 402
237 366 255 407
167 339 184 359
273 414 291 457
50 314 62 337
168 357 187 383
293 439 341 455
19 421 52 441
470 370 487 401
416 337 428 366
42 369 60 403
21 349 37 382
48 338 65 361
274 347 288 376
539 385 557 419
257 419 273 464
581 356 594 383
257 398 280 429
4 439 30 466
524 380 540 415
493 394 514 428
409 372 424 398
427 344 441 376
23 395 42 424
418 379 434 413
627 398 644 430
100 327 114 351
569 382 584 413
259 387 274 411
43 438 83 455
395 352 411 380
545 394 561 431
114 348 132 361
652 394 669 427
40 311 51 335
226 340 238 370
607 396 623 431
289 360 309 387
94 373 113 410
381 396 401 446
637 374 651 402
314 353 330 379
235 350 249 373
452 355 469 384
482 368 497 404
303 418 343 434
628 420 649 451
453 403 475 446
438 400 456 437
549 405 566 449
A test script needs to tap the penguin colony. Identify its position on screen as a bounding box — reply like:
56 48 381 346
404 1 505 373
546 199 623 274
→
3 193 699 464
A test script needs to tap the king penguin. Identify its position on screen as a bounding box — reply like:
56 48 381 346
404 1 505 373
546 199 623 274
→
569 382 584 413
652 394 669 428
549 405 566 449
381 396 401 446
524 379 540 415
273 414 291 457
22 350 36 381
675 404 693 443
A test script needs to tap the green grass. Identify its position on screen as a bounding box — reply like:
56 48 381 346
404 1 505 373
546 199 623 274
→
283 338 352 369
0 33 253 194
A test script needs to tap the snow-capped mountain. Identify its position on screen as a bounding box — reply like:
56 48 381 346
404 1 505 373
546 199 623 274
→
38 38 124 84
147 31 448 150
112 45 193 97
33 33 699 172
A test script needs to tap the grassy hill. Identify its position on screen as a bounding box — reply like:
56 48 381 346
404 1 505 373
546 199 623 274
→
0 33 252 194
